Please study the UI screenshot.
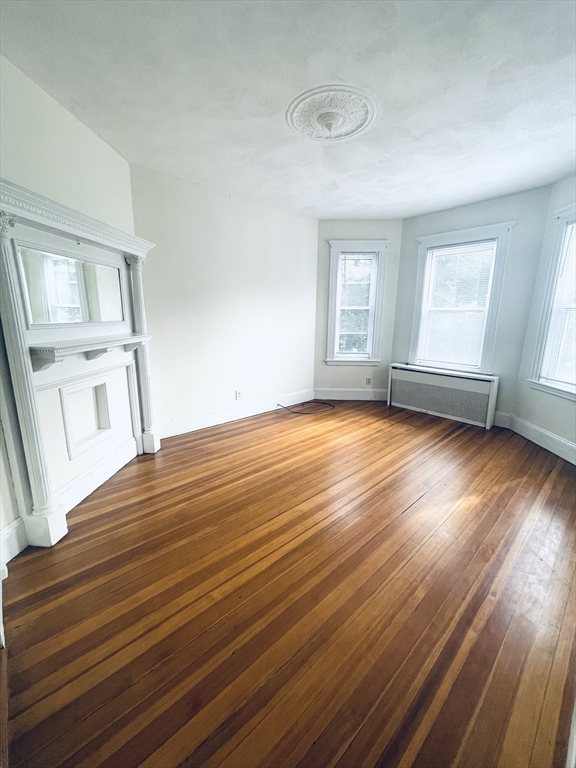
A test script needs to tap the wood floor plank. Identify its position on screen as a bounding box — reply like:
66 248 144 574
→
4 402 575 768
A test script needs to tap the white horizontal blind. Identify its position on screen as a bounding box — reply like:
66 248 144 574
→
335 254 376 356
540 221 576 392
417 240 498 369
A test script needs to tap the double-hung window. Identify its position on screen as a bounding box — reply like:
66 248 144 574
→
326 240 387 364
531 205 576 398
410 222 513 372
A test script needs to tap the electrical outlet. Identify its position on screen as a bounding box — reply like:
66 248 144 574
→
235 391 241 401
365 377 372 385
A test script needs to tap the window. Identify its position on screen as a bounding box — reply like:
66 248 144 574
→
410 222 513 372
531 206 576 399
326 240 387 364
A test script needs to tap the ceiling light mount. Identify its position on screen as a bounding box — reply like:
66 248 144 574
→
286 85 375 142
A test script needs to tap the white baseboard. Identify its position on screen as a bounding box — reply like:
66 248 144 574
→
314 388 388 401
1 517 28 571
158 389 316 439
53 437 138 513
495 411 575 464
494 411 513 428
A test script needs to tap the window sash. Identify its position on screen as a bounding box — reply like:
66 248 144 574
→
334 253 378 358
416 240 498 370
538 220 576 393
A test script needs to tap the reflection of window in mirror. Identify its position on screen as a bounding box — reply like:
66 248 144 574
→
18 247 124 325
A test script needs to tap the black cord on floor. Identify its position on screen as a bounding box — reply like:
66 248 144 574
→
276 401 335 415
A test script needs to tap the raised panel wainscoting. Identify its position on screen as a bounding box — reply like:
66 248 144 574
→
3 402 575 767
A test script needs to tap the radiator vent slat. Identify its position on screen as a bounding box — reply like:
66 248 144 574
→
388 364 499 429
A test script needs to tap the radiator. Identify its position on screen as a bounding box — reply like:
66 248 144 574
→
388 364 499 429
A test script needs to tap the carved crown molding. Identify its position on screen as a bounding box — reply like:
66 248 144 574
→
286 85 375 141
0 178 155 258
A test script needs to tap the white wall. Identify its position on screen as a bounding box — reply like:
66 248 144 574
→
314 220 403 399
0 56 134 233
391 185 552 418
514 175 576 448
130 165 318 436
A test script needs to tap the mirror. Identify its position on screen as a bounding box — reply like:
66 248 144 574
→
18 247 124 325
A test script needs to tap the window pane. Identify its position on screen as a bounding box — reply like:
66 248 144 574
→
417 240 497 368
421 310 485 367
339 333 368 354
341 281 370 307
431 245 494 308
339 309 369 333
541 222 576 388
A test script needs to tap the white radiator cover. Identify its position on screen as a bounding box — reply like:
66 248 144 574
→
388 364 499 429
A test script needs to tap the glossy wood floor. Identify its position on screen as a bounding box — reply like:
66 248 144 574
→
4 402 576 768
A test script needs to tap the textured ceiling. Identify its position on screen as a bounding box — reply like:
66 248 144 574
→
0 0 574 219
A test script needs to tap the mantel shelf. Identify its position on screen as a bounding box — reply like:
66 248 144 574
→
29 334 152 371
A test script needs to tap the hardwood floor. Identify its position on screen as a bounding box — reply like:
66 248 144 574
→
3 401 575 768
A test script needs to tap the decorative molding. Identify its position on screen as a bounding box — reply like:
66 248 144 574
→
314 388 387 401
125 253 146 271
0 178 155 258
0 211 16 236
286 85 375 141
0 518 28 570
127 257 160 453
59 378 112 460
158 389 315 439
29 334 152 371
0 212 67 541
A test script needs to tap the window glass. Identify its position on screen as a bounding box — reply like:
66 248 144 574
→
337 257 372 355
416 240 497 369
540 222 576 392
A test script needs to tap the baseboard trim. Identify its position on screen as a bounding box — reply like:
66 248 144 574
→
495 411 575 464
53 438 138 514
0 517 28 570
158 389 316 439
314 388 387 401
494 411 513 428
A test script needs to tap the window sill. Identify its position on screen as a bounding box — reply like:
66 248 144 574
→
527 379 576 402
326 359 381 366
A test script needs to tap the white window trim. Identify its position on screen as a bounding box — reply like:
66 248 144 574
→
528 203 576 401
326 240 387 365
408 221 515 373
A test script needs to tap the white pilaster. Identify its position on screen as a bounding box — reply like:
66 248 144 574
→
126 254 160 453
0 212 67 546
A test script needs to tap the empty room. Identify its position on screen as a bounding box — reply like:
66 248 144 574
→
0 1 574 767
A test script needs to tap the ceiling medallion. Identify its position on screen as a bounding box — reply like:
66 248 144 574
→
286 85 375 142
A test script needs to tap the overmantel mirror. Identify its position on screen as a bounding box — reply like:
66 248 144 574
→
18 246 124 326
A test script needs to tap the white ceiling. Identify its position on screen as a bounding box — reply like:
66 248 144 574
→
1 0 574 219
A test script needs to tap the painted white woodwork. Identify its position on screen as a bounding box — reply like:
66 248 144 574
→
38 366 136 491
126 255 160 453
28 334 151 371
0 178 150 257
0 178 157 548
326 240 387 365
0 211 67 546
408 222 514 374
